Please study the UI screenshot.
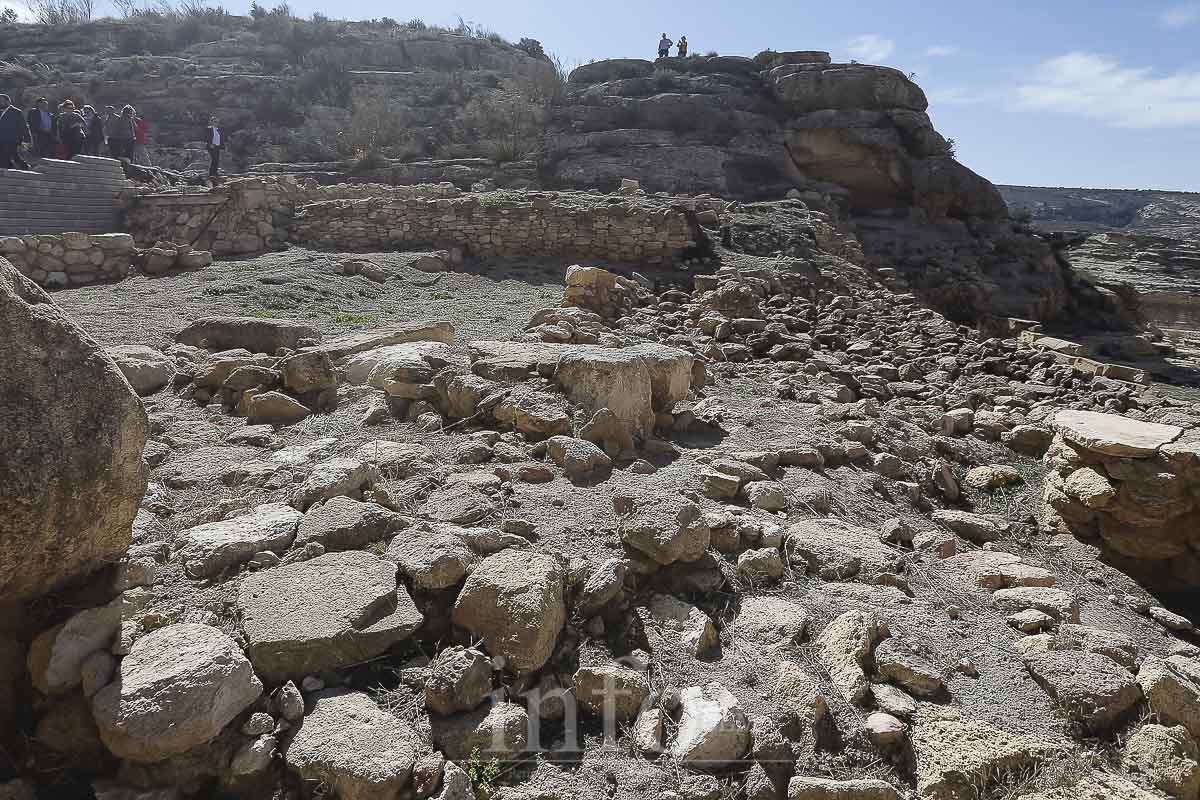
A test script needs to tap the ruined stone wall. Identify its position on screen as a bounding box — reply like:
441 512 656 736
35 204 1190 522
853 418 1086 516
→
0 232 135 288
1042 409 1200 588
124 177 697 264
288 193 696 263
122 177 463 256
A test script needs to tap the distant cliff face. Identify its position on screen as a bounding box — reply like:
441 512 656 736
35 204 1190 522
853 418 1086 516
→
547 52 1008 220
999 185 1200 239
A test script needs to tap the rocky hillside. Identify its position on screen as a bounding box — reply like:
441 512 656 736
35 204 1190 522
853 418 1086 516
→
1000 185 1200 239
0 15 558 175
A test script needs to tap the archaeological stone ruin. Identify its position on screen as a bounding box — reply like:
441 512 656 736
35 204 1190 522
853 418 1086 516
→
2 15 1200 800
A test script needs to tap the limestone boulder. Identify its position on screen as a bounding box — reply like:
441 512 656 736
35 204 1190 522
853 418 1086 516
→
27 598 122 696
238 551 423 681
246 391 312 426
554 347 656 440
816 611 887 705
386 525 480 590
175 316 319 353
912 716 1063 800
175 502 302 578
547 435 612 480
294 497 407 552
1054 409 1182 458
91 624 262 762
617 492 711 565
424 646 493 716
1139 656 1200 740
451 550 566 673
1123 724 1200 800
430 701 529 762
645 594 719 657
106 345 176 396
735 596 809 649
573 655 650 723
786 518 899 580
283 690 423 800
1 261 148 601
1023 650 1141 731
671 682 751 769
788 777 899 800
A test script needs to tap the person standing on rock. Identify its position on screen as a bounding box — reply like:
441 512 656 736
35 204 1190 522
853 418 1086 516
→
204 115 223 182
657 33 673 58
0 94 31 169
677 35 688 57
27 97 54 158
108 105 135 160
132 112 150 165
81 105 104 156
57 100 86 160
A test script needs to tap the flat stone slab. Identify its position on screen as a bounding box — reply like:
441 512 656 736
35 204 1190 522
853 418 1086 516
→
176 503 302 578
284 690 422 799
1055 409 1182 458
238 551 423 681
1023 650 1142 731
316 321 455 360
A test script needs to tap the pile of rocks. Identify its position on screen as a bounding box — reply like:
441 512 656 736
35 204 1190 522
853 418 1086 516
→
0 232 136 288
1043 409 1200 587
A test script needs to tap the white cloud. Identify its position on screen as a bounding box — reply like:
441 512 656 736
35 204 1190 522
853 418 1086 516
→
1014 51 1200 129
925 45 961 57
1160 3 1200 27
846 34 895 64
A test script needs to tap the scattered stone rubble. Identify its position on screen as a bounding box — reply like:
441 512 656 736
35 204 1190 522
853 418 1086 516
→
5 101 1200 800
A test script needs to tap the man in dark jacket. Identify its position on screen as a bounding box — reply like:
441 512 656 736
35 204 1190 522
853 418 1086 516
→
27 97 54 158
203 116 223 181
0 94 31 169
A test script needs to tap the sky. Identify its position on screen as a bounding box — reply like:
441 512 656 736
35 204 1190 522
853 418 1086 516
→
15 0 1200 191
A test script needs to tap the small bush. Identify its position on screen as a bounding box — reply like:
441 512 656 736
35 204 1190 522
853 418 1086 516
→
516 37 546 60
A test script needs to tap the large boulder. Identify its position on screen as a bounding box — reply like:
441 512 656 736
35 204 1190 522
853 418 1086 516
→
670 682 751 769
555 348 656 440
1023 650 1142 731
175 503 302 579
451 550 565 673
175 316 319 353
238 551 423 682
1054 409 1183 458
617 492 711 565
91 624 262 762
0 261 148 601
105 345 176 396
283 690 423 800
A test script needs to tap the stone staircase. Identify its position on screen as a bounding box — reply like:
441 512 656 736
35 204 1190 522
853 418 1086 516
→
0 156 127 236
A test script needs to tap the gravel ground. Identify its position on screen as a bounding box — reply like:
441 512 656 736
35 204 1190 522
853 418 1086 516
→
54 247 573 348
36 247 1197 800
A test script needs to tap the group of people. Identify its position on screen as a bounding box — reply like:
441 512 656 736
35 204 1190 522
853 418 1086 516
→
0 93 150 169
657 33 688 58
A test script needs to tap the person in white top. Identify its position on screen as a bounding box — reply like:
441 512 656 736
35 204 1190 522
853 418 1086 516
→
203 116 223 181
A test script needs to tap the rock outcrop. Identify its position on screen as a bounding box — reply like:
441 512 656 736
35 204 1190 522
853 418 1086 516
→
552 52 1003 222
0 259 148 601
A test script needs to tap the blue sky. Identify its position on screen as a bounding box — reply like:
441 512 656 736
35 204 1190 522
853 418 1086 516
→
73 1 1200 190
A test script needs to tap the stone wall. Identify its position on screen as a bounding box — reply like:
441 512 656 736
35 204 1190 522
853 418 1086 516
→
122 177 463 256
289 192 696 263
124 177 699 264
1042 409 1200 588
0 232 135 288
0 156 126 237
